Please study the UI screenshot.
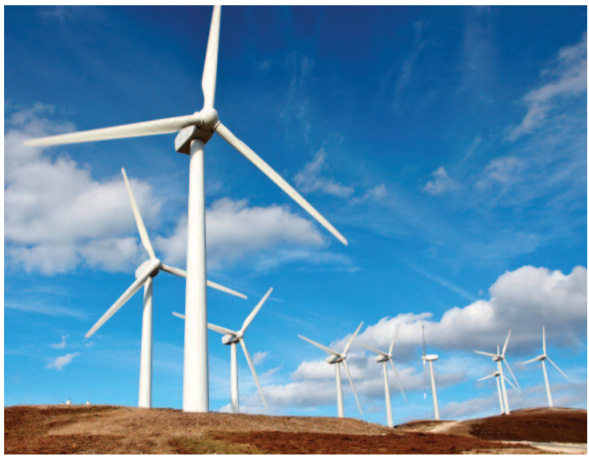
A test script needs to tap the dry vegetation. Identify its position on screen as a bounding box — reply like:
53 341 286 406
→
5 405 585 454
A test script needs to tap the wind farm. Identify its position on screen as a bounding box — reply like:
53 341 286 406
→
5 4 587 455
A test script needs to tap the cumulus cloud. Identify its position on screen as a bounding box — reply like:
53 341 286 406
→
50 335 68 349
156 197 328 270
5 104 159 274
423 167 458 195
509 33 587 140
294 149 354 198
46 352 80 370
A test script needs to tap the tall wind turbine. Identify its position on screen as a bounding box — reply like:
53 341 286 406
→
421 323 440 420
477 370 519 415
23 6 347 413
173 288 273 413
521 326 568 408
360 326 406 427
298 323 364 418
475 331 520 415
85 168 246 409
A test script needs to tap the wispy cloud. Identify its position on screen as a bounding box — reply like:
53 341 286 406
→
6 301 86 319
50 335 68 349
423 166 458 195
508 33 587 140
294 148 354 198
253 351 269 365
46 352 80 370
410 264 476 302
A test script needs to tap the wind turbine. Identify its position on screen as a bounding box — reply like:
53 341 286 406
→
173 288 273 413
521 326 568 408
477 369 519 415
85 167 246 409
359 326 406 427
298 323 364 418
23 5 347 413
421 323 440 420
475 330 520 415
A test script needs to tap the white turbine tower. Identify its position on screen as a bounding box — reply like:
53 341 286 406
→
173 288 273 413
476 369 519 415
298 323 364 418
521 326 568 408
475 330 521 415
85 168 246 409
23 6 347 413
359 326 406 427
421 323 440 420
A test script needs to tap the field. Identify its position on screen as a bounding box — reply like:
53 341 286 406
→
4 405 586 454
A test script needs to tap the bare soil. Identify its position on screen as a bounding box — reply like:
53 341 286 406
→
5 405 583 454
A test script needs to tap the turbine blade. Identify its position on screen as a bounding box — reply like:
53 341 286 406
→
521 355 542 365
477 372 498 382
358 342 388 357
342 360 363 415
298 335 340 357
85 266 154 338
202 6 221 107
240 288 272 333
421 323 426 369
121 168 156 260
474 350 497 358
343 322 363 356
206 280 247 300
503 358 520 390
172 312 185 320
240 339 267 408
546 357 569 380
389 325 400 357
23 114 202 147
215 121 348 246
160 264 248 299
543 326 547 354
502 330 512 357
503 374 519 391
390 359 406 401
208 322 238 336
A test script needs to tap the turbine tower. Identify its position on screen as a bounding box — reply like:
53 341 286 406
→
298 323 364 418
23 6 347 413
521 326 568 408
477 370 518 415
475 330 520 415
85 168 246 409
359 326 406 427
421 323 440 420
173 288 273 413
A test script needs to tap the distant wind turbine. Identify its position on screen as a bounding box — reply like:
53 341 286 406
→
521 326 568 408
421 323 440 420
359 326 406 427
475 330 520 415
85 168 246 409
477 369 518 415
173 288 273 413
298 323 364 418
23 5 347 413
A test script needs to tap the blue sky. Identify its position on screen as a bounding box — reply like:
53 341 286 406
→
4 5 587 425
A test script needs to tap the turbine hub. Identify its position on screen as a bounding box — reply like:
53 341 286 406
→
135 259 160 278
199 107 219 131
222 334 240 345
174 108 218 154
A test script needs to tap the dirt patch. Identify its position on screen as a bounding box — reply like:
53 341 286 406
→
465 408 587 443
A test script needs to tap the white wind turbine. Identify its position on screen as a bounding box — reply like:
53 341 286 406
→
476 365 519 415
359 326 406 427
23 6 347 413
85 167 246 409
475 330 521 415
521 326 568 408
421 323 440 420
298 323 364 418
173 288 273 413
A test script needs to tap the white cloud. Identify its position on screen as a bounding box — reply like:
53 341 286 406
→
253 351 269 365
5 301 86 319
476 156 525 190
509 33 587 140
5 104 160 274
50 335 68 349
294 149 354 198
46 352 80 370
423 166 458 195
156 197 327 270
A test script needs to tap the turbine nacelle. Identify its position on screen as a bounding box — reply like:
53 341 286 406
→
375 354 390 363
423 354 438 362
326 354 344 364
222 332 242 345
135 258 161 279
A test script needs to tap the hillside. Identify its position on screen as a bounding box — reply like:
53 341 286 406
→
5 405 585 454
